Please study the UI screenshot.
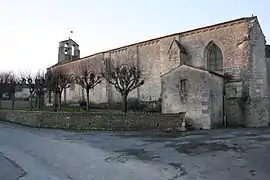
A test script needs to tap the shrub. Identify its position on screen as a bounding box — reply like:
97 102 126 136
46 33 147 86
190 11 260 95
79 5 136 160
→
77 100 87 109
15 97 29 101
88 102 108 109
144 100 161 113
185 117 195 130
127 98 147 111
107 102 122 110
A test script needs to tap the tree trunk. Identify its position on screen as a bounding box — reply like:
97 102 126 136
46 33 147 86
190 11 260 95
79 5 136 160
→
30 92 35 110
58 92 62 111
86 89 90 111
11 93 15 110
53 92 58 111
64 88 67 104
122 94 128 113
48 91 52 103
29 95 33 110
36 94 40 109
38 93 44 109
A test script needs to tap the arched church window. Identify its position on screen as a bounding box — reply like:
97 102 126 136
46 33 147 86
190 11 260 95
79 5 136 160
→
207 43 223 71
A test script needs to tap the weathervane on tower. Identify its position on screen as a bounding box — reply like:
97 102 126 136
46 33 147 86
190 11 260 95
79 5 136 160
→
69 30 74 40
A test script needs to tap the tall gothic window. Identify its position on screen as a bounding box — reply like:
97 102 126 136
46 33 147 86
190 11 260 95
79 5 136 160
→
207 43 223 71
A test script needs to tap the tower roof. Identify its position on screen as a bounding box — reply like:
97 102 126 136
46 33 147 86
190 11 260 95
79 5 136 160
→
59 38 79 46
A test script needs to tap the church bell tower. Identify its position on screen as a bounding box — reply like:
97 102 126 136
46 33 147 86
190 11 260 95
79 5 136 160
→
58 38 80 62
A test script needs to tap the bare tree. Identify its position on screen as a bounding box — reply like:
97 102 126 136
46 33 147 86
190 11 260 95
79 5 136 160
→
45 69 56 109
73 62 102 111
45 67 71 111
21 71 46 110
102 64 145 113
34 71 46 109
21 73 35 110
0 72 12 109
8 73 24 109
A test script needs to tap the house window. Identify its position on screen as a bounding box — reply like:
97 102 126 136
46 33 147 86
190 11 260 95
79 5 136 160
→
180 79 187 92
207 43 223 71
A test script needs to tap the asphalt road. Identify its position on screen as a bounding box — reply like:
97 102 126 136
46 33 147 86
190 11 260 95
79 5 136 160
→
0 122 270 180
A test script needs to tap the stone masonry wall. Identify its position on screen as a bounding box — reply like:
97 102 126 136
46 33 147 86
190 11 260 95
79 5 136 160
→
208 73 224 128
0 110 185 132
245 19 269 127
266 45 270 89
249 20 268 97
267 57 270 89
137 41 161 101
178 21 249 70
161 65 219 129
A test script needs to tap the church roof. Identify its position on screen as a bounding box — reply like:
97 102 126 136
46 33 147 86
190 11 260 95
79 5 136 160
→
49 16 257 69
174 40 187 54
168 39 187 54
266 45 270 58
161 63 226 79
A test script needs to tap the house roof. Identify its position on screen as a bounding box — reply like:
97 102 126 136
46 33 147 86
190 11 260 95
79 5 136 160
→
49 16 256 69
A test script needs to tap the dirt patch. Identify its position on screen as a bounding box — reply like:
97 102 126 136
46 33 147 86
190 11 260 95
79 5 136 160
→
211 136 235 141
143 138 177 143
248 137 270 142
64 136 83 141
105 155 128 163
168 162 188 179
114 132 184 139
166 141 244 155
235 133 258 137
114 149 160 161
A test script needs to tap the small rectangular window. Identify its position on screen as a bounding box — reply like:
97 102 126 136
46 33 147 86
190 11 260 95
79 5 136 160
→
180 79 187 92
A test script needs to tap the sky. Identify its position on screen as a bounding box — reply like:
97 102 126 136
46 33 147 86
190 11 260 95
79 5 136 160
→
1 0 270 74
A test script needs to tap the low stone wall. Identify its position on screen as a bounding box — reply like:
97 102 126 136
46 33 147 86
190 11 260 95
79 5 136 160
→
1 100 30 110
0 110 186 132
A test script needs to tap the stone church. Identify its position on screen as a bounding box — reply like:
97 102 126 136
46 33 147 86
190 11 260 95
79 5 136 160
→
48 16 270 129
